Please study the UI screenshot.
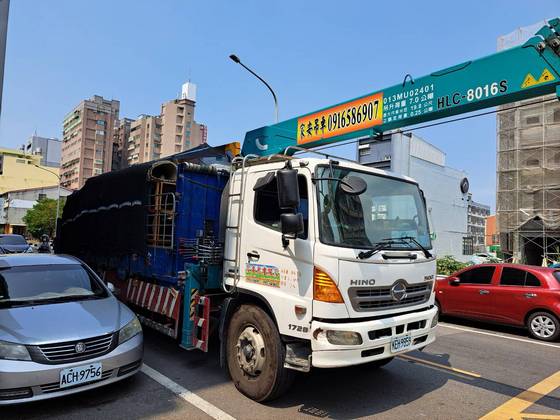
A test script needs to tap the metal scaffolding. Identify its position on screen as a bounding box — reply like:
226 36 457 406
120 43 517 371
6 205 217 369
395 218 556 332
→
497 94 560 264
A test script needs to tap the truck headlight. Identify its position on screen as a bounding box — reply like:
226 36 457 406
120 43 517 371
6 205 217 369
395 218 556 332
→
326 330 363 345
0 340 31 361
118 317 142 345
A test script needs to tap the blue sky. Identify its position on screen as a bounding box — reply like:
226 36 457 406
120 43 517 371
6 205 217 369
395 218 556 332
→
1 1 559 210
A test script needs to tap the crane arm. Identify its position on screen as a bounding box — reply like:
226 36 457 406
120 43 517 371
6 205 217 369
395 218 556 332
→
242 18 560 157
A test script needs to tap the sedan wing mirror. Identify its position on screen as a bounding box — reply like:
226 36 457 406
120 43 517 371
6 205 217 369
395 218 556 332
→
449 277 460 286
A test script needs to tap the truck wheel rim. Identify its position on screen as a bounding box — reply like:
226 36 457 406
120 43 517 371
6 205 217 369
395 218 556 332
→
236 326 266 377
530 315 556 338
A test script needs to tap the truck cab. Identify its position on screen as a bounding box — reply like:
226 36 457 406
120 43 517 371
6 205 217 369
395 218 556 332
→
222 156 438 399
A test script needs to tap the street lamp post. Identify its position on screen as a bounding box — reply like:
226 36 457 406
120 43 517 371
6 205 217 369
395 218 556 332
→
229 54 279 123
33 164 61 237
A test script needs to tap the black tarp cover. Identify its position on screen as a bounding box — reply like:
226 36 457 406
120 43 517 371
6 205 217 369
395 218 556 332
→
58 162 159 258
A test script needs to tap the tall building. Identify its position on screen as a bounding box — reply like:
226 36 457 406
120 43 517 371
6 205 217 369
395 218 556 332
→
467 193 491 253
191 122 207 146
60 95 120 189
160 98 196 156
25 134 61 167
127 115 163 166
496 23 560 264
112 117 133 171
358 132 474 261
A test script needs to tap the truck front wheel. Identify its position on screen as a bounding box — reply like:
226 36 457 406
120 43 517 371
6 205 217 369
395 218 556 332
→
226 304 294 402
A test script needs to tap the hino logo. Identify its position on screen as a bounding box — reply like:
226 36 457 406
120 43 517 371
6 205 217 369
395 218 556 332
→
350 279 376 286
390 280 408 302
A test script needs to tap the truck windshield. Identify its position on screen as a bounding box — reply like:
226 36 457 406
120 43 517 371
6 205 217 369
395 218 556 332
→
316 166 432 250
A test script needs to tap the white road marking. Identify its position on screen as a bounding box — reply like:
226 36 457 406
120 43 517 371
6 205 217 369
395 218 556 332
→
141 364 236 420
438 322 560 349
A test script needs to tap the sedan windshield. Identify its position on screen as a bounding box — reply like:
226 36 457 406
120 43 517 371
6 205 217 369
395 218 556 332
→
316 165 432 250
0 264 107 307
0 235 27 245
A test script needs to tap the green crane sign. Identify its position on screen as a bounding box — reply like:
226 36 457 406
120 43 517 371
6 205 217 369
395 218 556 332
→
242 18 560 157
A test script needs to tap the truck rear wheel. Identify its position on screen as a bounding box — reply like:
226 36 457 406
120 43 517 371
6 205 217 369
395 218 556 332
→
226 304 294 402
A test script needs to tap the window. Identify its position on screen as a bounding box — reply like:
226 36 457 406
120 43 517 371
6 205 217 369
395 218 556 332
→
500 267 541 287
0 264 107 308
458 266 495 284
254 174 308 238
38 193 47 200
359 148 371 157
462 236 474 255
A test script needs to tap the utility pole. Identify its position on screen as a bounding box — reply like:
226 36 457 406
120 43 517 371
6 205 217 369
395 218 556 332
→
33 164 61 238
0 0 9 119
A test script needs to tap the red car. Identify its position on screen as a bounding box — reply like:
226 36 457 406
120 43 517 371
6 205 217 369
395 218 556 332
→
435 264 560 341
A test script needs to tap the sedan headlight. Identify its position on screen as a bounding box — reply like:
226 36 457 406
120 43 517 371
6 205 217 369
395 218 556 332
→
0 340 31 361
118 317 142 345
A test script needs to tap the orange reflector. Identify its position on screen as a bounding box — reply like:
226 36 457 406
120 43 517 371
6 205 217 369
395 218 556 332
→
313 267 344 303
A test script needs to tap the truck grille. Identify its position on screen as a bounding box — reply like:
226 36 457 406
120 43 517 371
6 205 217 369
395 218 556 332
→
28 333 117 365
349 281 432 312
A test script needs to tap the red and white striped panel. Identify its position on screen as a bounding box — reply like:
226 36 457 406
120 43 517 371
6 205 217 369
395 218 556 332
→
192 295 210 352
125 279 181 321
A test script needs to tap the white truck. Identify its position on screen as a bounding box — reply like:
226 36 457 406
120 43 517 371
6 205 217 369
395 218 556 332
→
58 16 560 401
220 153 438 400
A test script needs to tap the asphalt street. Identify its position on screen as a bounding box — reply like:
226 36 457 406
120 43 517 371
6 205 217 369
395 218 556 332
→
4 317 560 420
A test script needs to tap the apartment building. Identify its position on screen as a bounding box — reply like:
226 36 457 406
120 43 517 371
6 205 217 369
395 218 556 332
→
127 115 163 166
191 122 208 147
467 193 491 253
112 117 133 171
160 98 196 156
60 95 120 189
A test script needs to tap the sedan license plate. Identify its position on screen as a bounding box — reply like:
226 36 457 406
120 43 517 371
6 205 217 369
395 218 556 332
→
390 334 412 353
60 362 102 388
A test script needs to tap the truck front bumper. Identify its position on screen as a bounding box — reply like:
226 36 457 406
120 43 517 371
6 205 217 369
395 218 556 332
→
311 306 437 368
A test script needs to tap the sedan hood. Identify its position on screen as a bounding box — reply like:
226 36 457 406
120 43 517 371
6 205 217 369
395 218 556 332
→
0 297 134 345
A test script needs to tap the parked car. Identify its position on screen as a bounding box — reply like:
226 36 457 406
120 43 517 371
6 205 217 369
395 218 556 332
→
435 263 560 341
0 254 143 404
469 253 502 265
0 234 32 254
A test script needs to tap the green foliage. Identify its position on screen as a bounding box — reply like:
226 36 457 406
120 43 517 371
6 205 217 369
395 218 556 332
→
22 197 65 238
436 255 468 276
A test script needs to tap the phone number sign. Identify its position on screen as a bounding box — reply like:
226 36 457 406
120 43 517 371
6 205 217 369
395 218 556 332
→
297 93 383 144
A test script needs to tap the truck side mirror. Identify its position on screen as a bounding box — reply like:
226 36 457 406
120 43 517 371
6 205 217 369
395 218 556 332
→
277 168 300 209
280 213 304 247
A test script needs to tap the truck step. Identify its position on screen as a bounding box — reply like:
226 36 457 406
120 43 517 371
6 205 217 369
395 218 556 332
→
192 295 211 352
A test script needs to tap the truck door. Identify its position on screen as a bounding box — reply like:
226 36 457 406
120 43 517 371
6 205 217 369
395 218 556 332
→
238 166 314 338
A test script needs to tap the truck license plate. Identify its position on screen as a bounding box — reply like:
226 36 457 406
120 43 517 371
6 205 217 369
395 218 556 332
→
59 362 102 388
390 334 412 353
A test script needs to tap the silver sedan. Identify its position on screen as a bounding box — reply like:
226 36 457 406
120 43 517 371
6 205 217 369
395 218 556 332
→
0 254 143 404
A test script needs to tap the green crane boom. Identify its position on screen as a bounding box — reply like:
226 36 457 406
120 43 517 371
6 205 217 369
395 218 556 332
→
242 18 560 157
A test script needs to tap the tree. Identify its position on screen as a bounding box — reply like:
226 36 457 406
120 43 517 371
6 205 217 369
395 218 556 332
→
436 255 468 276
22 197 65 238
